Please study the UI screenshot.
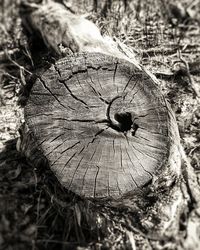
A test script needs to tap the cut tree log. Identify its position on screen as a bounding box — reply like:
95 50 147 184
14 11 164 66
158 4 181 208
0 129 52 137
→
17 0 197 248
1 0 200 249
21 1 181 199
24 52 181 198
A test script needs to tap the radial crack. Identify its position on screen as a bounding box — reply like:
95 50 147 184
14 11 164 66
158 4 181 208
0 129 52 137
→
113 61 119 94
68 155 85 190
122 73 134 93
131 143 158 161
94 165 100 197
139 126 168 136
87 76 109 104
125 147 140 188
58 79 89 109
51 141 80 166
81 140 100 194
50 133 65 143
130 144 154 178
61 151 77 174
38 76 75 111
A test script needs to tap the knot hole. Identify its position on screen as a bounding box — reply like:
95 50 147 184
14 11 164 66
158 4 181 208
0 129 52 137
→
114 112 138 134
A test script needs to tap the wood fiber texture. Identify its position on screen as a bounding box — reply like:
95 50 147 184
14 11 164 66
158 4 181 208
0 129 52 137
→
25 52 174 199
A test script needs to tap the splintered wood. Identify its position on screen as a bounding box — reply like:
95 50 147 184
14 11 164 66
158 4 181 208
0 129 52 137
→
25 53 180 198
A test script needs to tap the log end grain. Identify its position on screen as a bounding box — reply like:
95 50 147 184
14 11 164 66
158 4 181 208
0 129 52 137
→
24 52 181 199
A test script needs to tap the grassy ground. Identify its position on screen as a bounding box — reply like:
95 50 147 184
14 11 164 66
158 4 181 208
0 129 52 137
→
0 0 200 249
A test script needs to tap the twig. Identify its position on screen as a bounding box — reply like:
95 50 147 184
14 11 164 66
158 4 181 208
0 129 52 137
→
0 49 19 61
4 48 32 76
3 48 32 86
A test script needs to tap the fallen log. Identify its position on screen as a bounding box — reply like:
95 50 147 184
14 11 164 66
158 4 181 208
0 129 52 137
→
17 0 196 248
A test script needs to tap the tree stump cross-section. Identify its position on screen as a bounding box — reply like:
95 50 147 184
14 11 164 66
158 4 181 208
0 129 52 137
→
25 52 177 199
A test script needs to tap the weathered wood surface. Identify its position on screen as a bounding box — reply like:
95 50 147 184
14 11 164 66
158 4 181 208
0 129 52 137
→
25 52 180 198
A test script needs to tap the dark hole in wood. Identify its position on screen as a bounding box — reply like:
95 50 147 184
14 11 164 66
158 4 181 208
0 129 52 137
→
114 112 133 132
109 112 138 135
